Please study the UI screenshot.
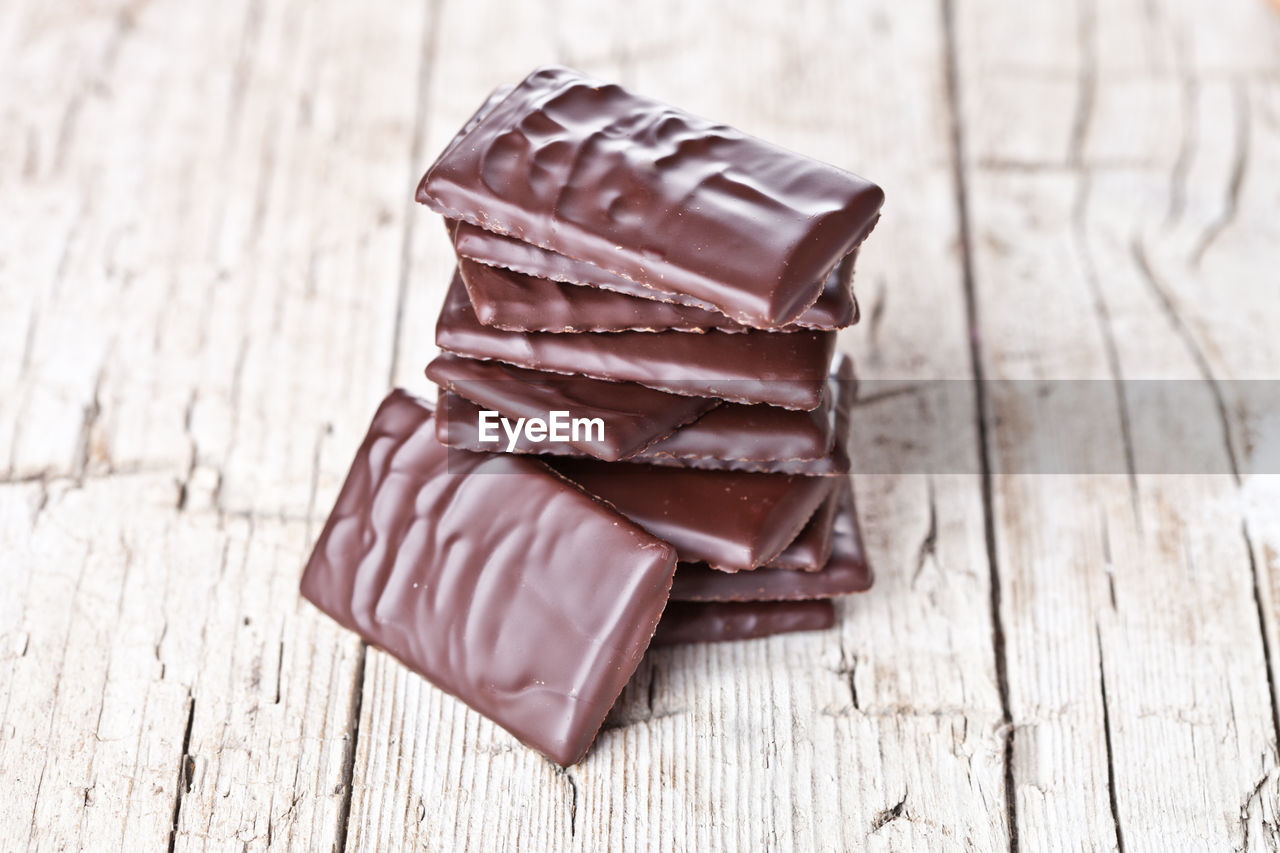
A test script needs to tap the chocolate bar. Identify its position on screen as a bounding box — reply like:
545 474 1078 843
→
418 66 883 328
458 254 748 333
426 352 716 461
671 482 872 601
433 354 854 474
438 389 851 474
436 269 837 410
455 225 860 332
548 458 838 571
651 600 836 646
299 390 677 766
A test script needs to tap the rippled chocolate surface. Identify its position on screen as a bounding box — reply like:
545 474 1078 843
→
418 66 883 328
299 390 677 766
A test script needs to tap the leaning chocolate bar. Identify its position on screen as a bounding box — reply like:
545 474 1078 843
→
436 269 837 410
439 389 848 475
426 352 716 461
418 66 883 328
433 354 856 474
299 390 678 766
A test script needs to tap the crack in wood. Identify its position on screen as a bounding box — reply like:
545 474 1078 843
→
1128 237 1241 484
19 303 41 376
333 643 367 853
1072 174 1140 520
1164 38 1198 228
167 692 197 853
866 277 887 366
870 791 907 833
155 619 167 681
176 390 199 510
941 0 1017 849
567 770 579 837
1239 763 1272 853
847 653 860 712
1242 522 1280 755
1066 0 1097 168
273 635 284 705
73 367 106 482
1099 509 1118 610
1191 83 1249 267
1096 624 1126 853
912 478 939 588
546 762 580 836
828 638 861 711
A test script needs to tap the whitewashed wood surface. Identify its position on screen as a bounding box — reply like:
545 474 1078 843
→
2 0 1278 850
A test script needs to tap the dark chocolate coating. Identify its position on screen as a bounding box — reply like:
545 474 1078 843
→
671 480 873 601
548 458 838 571
634 353 855 469
455 224 860 333
433 354 855 474
436 268 837 410
458 254 747 334
438 390 850 475
426 352 716 461
651 600 836 646
766 484 841 572
418 66 883 328
299 390 677 766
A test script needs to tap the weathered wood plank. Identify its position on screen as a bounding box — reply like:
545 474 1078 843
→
954 0 1280 848
0 0 433 849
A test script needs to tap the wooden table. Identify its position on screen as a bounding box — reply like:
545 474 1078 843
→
3 0 1279 849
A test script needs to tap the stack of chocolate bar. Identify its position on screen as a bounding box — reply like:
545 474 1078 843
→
300 67 884 765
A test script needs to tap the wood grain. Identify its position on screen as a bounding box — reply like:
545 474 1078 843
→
0 0 1276 850
955 0 1280 849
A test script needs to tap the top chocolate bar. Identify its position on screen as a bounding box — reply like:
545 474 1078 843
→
417 66 884 329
